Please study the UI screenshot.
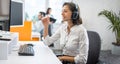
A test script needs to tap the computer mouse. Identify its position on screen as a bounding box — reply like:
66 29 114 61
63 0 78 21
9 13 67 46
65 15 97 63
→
27 44 34 47
0 35 2 37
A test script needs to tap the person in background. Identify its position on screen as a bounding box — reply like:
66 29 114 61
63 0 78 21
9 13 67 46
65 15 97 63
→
46 8 52 18
46 8 56 47
34 12 45 40
42 2 89 64
46 7 56 36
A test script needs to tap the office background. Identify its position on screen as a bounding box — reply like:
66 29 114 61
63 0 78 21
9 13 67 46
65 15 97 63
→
0 0 120 50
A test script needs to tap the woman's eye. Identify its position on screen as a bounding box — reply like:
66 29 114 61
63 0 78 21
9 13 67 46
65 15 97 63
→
63 10 67 13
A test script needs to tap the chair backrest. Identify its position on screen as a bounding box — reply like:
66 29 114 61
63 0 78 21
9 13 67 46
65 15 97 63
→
86 31 101 64
0 26 2 30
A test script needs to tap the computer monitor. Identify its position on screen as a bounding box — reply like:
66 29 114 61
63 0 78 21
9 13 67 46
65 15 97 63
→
0 0 10 31
9 0 24 27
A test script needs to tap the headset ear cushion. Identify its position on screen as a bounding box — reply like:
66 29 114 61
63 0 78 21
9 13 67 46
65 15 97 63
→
72 11 78 20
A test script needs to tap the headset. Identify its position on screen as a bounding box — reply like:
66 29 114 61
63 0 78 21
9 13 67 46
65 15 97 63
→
71 3 79 20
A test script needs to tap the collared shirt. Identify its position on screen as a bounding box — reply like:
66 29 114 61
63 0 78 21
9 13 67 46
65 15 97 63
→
34 20 44 32
44 23 89 64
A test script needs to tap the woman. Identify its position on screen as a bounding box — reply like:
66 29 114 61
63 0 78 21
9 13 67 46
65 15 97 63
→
46 8 53 37
46 8 56 47
46 8 52 16
42 2 89 64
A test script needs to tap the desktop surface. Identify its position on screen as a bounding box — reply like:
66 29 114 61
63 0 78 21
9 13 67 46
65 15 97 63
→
0 41 62 64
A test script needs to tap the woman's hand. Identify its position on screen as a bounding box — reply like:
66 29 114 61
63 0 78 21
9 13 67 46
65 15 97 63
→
58 56 64 61
41 16 50 28
58 56 75 62
41 16 50 38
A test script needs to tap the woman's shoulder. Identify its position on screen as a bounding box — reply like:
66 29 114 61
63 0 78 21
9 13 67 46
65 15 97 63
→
77 24 87 32
58 22 67 27
78 24 86 28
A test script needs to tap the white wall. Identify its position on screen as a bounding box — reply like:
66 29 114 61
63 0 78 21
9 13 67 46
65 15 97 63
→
25 0 46 19
75 0 120 50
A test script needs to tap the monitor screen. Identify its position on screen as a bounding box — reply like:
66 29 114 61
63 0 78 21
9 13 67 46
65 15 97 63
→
9 0 24 26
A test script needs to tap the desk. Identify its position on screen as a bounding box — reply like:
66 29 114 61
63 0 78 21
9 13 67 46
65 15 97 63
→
0 41 62 64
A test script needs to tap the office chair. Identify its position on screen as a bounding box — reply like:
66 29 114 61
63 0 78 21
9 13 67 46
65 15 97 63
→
86 31 101 64
0 26 2 30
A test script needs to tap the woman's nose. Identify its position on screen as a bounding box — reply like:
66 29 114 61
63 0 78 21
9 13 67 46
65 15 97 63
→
61 12 64 16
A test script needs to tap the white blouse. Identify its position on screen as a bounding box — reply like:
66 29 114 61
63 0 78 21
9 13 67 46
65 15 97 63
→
44 23 89 64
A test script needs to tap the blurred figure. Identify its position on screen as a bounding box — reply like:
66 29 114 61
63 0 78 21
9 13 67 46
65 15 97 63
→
46 8 56 47
34 12 45 40
46 8 52 17
46 8 56 36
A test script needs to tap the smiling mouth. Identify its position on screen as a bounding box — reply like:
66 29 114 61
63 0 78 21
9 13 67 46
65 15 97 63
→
62 17 66 19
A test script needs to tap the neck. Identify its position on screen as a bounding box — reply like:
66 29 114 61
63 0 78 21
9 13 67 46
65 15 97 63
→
67 21 73 34
67 20 74 29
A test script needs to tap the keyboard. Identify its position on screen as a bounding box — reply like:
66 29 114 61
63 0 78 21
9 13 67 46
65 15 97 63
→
0 38 11 41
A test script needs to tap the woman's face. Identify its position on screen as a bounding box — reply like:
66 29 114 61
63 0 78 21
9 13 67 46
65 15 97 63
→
61 5 72 21
49 9 52 14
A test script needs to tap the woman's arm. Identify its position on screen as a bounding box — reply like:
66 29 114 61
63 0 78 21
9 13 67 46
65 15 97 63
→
41 16 50 38
58 56 75 62
41 16 61 46
74 29 89 64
